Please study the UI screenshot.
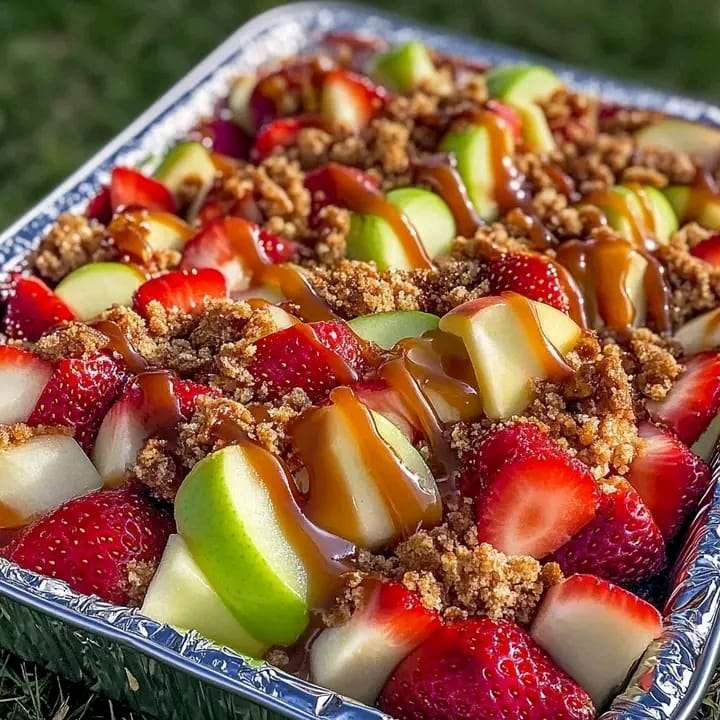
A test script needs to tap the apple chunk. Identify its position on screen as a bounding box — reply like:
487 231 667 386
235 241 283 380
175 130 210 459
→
439 294 582 419
0 434 102 528
141 534 266 657
674 307 720 354
0 347 52 424
349 310 439 349
174 444 311 646
636 119 720 168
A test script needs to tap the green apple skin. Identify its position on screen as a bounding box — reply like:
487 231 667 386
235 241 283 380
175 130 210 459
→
643 186 678 243
174 445 309 646
372 41 436 93
636 119 720 167
664 186 720 229
440 126 497 219
55 262 145 321
349 310 439 349
346 187 457 270
513 101 556 154
486 64 564 104
154 141 217 197
141 535 267 657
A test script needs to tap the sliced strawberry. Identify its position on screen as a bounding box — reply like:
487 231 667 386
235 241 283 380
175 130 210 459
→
258 228 298 264
321 68 386 131
646 351 720 445
690 234 720 266
0 346 53 424
379 617 595 720
628 421 711 540
198 119 250 160
110 167 176 214
3 274 75 341
133 268 227 318
531 574 663 707
486 100 523 141
2 486 173 605
28 354 128 452
251 115 321 162
483 251 571 314
249 320 370 402
473 439 598 558
551 479 666 585
85 186 112 224
310 579 440 704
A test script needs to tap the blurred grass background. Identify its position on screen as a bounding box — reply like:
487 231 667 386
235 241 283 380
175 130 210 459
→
2 0 720 717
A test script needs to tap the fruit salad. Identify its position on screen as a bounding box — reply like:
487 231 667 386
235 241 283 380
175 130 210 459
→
2 32 720 720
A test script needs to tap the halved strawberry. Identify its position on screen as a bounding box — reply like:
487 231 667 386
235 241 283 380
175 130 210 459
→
310 579 441 704
251 115 322 162
690 234 720 266
531 574 662 707
3 274 75 341
483 251 571 314
110 167 176 214
85 186 112 224
320 68 386 131
198 119 250 160
133 268 227 318
628 421 711 540
379 617 595 720
2 486 173 605
473 439 598 558
249 320 370 402
0 346 53 424
486 100 523 141
28 353 128 452
551 479 666 585
646 351 720 445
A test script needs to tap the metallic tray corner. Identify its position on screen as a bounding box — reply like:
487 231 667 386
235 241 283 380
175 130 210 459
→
2 3 720 719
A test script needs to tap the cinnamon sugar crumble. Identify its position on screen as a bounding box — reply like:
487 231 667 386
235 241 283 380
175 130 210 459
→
0 423 71 452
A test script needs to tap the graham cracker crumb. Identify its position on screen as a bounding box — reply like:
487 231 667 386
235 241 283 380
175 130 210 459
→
0 424 72 452
126 559 158 607
33 322 108 361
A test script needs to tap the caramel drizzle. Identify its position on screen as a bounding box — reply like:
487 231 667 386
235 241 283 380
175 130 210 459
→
292 387 442 546
685 169 720 222
215 415 355 608
0 501 29 530
109 211 190 262
413 154 482 238
134 370 183 439
91 319 149 374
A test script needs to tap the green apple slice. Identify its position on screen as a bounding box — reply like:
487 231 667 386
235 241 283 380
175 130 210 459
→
55 262 145 321
440 125 498 219
154 141 217 198
346 213 412 270
439 295 582 419
513 101 556 154
228 75 257 134
372 41 436 93
636 119 720 167
664 185 720 229
487 64 564 104
141 534 267 657
642 185 678 243
349 310 439 349
174 444 309 646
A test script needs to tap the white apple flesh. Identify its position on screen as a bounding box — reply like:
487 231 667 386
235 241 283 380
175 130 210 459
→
674 307 720 355
0 348 52 424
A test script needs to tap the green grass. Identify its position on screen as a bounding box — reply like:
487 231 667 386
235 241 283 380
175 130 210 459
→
2 0 720 717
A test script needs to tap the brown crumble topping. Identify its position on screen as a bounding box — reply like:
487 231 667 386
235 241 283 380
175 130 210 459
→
0 423 72 452
126 559 158 607
34 322 109 361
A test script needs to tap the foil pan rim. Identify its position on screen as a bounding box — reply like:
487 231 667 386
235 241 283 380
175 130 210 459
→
1 4 720 719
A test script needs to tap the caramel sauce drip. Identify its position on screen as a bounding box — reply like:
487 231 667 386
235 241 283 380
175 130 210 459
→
134 370 183 440
214 416 354 608
642 252 672 333
414 155 482 238
548 259 588 329
92 319 149 374
543 163 579 201
292 387 442 545
328 164 433 269
109 212 152 262
503 291 574 381
0 501 28 530
259 265 338 322
686 170 720 221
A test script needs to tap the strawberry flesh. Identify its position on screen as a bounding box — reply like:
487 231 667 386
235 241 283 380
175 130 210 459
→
551 478 666 585
199 119 250 160
628 421 711 540
690 234 720 266
304 163 379 225
378 617 595 720
646 351 720 445
133 268 227 318
85 186 113 224
28 353 128 452
251 115 322 162
110 167 176 214
3 274 75 341
2 486 173 605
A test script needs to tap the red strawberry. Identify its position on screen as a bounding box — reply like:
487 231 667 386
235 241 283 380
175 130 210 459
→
690 234 720 266
320 68 386 131
551 478 666 585
249 320 370 402
28 353 128 452
310 579 441 704
173 378 219 417
3 274 75 341
110 167 176 214
531 574 663 707
483 252 571 314
305 163 379 209
378 617 595 720
486 100 523 141
133 268 227 318
198 119 250 160
628 421 711 540
85 186 112 224
251 115 322 162
473 437 598 558
646 351 720 445
2 486 173 605
258 228 298 264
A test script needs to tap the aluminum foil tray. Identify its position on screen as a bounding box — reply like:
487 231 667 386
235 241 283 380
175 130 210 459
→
1 3 720 719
